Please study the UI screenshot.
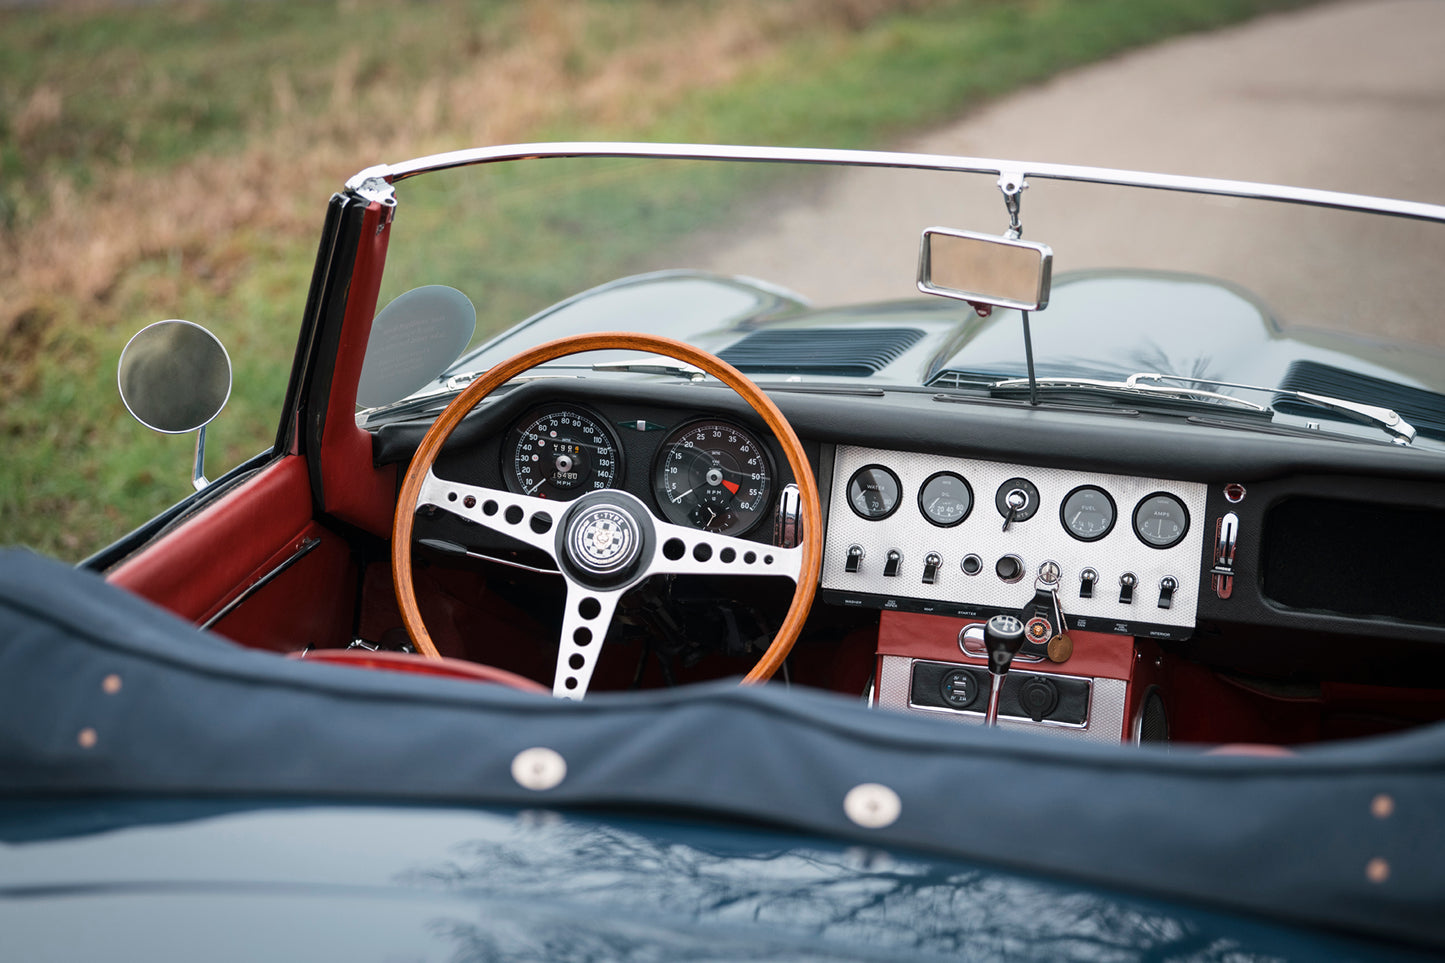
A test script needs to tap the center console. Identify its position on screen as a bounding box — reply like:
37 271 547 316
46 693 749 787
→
822 446 1206 743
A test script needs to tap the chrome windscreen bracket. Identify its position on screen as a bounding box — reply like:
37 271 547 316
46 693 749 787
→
998 170 1027 239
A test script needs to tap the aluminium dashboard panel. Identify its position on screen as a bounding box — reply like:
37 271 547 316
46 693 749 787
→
822 446 1208 639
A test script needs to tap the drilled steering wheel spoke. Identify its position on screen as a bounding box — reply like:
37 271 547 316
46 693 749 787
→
647 518 804 583
554 584 623 700
417 469 560 555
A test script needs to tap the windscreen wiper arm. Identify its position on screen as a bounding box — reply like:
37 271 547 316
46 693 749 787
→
1128 373 1415 444
989 375 1268 411
989 372 1415 444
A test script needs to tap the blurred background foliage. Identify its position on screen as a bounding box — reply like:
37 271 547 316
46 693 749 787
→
0 0 1314 560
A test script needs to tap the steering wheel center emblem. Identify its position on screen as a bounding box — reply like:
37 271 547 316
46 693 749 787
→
567 504 640 575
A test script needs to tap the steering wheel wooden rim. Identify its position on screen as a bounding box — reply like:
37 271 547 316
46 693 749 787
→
392 331 823 688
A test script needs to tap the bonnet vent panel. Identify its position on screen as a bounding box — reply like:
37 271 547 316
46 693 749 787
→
1276 361 1445 441
718 328 925 377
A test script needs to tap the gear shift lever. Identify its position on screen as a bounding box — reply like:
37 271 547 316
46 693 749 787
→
983 614 1026 726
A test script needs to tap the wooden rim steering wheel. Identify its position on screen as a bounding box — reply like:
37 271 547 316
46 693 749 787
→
392 332 823 700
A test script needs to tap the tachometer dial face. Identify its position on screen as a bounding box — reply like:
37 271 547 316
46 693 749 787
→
1133 492 1190 548
504 406 622 500
847 465 902 520
1060 485 1116 541
918 471 973 527
654 420 773 535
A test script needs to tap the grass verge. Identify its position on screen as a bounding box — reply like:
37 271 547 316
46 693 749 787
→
0 0 1317 560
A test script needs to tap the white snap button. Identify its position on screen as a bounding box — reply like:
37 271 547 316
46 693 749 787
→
511 747 567 791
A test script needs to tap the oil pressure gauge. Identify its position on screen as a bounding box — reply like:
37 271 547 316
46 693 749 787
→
918 471 973 527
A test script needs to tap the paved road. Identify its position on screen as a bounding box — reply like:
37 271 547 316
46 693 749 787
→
693 0 1445 346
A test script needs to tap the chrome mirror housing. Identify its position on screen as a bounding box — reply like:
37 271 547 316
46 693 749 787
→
917 227 1053 312
118 319 232 490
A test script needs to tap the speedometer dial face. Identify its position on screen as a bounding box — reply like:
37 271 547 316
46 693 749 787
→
504 406 622 500
654 420 773 535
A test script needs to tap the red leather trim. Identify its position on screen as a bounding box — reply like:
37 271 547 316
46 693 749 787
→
107 456 314 621
289 648 547 691
318 198 397 536
207 524 355 653
878 610 1136 680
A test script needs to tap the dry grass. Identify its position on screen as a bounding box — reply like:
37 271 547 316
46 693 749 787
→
0 0 943 365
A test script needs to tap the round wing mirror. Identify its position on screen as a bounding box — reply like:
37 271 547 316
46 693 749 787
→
118 320 232 433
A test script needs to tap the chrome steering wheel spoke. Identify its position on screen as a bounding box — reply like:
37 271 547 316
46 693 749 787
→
647 518 804 583
416 468 560 556
554 584 623 699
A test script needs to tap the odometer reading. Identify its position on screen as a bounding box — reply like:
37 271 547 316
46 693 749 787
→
654 420 773 535
504 406 622 500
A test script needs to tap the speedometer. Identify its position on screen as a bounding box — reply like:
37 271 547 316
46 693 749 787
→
504 405 622 500
653 420 773 535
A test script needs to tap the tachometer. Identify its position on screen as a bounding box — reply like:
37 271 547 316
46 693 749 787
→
654 420 773 534
504 405 622 500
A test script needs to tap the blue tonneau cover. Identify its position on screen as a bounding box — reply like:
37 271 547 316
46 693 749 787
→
1 549 1442 949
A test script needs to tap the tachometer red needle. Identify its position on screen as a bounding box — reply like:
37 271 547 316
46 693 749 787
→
722 479 740 495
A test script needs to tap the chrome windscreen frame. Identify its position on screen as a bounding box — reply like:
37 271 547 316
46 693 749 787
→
347 142 1445 225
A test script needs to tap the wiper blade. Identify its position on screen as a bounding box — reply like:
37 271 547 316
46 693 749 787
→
989 372 1415 444
1130 373 1416 444
989 376 1268 411
592 358 707 380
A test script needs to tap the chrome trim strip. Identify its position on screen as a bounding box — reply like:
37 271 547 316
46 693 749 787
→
347 142 1445 223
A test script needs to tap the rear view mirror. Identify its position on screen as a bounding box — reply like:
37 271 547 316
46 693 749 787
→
917 228 1052 312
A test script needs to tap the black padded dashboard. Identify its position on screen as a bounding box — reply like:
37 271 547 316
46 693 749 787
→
371 377 1445 666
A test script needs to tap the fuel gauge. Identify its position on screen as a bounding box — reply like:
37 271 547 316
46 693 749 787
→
1060 485 1116 541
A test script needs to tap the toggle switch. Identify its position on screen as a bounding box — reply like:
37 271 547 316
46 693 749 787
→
883 549 902 578
845 544 864 574
1118 572 1137 604
1158 576 1178 609
1080 567 1097 599
921 552 942 585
